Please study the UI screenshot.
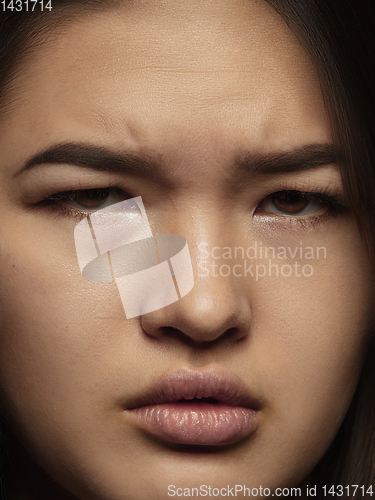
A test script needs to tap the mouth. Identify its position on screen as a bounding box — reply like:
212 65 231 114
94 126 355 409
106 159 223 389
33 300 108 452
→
126 369 261 446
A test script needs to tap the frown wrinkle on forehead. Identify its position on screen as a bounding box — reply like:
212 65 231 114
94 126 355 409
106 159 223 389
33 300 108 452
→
0 0 330 156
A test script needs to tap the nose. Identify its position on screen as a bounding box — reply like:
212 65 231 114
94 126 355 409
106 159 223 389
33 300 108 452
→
140 265 252 344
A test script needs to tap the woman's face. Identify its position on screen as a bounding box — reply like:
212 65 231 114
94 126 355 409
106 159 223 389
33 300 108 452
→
0 0 373 498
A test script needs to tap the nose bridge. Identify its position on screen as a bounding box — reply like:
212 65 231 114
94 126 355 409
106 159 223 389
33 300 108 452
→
157 195 238 251
141 201 253 343
156 197 241 280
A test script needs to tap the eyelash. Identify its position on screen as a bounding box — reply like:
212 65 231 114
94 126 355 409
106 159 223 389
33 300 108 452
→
36 185 347 222
257 188 345 213
37 184 128 220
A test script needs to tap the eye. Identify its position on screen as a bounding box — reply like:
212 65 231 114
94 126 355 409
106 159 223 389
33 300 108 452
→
256 190 337 217
44 187 129 212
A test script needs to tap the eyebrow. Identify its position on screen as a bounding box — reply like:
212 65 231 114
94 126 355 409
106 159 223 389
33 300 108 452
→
245 143 337 174
16 142 337 177
16 143 154 177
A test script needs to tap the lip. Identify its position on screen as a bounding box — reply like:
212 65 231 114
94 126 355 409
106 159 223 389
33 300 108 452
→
126 369 261 446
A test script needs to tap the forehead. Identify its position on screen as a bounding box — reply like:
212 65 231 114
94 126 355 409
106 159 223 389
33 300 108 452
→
2 0 330 166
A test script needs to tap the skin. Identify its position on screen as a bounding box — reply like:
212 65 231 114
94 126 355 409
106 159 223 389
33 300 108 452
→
0 0 373 498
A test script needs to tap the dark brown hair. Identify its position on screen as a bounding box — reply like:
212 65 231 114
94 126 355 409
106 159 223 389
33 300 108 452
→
263 0 375 494
0 0 374 497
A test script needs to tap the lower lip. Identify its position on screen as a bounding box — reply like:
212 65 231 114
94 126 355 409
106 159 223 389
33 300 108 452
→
129 403 258 445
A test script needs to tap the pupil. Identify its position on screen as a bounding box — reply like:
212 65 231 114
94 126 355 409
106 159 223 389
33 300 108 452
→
74 188 110 208
273 192 308 214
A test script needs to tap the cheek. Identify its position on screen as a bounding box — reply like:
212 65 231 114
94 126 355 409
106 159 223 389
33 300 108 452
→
0 218 125 423
240 222 374 481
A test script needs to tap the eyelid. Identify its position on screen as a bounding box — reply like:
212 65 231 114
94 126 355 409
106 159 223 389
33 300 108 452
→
36 185 131 219
254 188 347 219
33 182 348 226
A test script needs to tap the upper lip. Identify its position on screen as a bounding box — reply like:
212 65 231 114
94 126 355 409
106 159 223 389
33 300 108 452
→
126 368 262 410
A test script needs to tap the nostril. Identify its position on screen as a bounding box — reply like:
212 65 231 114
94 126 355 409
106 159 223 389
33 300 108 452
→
140 290 252 344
